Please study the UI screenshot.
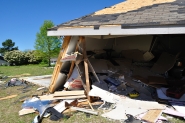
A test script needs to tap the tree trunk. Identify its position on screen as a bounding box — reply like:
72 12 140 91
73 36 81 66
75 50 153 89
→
48 56 51 67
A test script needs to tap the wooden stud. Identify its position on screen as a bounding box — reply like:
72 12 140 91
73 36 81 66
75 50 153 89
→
87 100 94 111
80 36 91 102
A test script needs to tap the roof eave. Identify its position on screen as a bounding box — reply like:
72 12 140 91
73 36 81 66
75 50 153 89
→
47 24 185 36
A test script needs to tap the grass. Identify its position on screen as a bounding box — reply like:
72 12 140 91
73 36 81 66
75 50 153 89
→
0 65 116 123
0 64 54 77
0 65 185 123
0 84 119 123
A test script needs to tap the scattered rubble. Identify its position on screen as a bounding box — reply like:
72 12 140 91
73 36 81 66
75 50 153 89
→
2 39 185 123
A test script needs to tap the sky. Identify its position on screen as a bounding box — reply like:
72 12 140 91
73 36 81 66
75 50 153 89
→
0 0 124 51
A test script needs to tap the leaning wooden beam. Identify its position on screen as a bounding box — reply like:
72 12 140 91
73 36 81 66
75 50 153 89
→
49 36 71 93
80 36 91 102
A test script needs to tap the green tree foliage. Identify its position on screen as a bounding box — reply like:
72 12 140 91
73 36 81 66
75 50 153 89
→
0 39 18 55
25 50 42 64
35 20 61 66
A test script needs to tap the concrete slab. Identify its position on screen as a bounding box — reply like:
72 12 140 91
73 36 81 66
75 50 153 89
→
20 75 52 88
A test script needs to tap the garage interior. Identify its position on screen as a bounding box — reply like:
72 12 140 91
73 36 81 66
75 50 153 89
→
49 34 185 101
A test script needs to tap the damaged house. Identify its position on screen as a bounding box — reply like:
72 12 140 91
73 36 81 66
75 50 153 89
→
24 0 185 122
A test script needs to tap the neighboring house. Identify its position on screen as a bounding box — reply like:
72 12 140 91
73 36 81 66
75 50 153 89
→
0 56 9 66
50 58 57 65
0 59 9 66
47 0 185 92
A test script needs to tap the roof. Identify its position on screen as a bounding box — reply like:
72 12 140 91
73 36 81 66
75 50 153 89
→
50 0 185 30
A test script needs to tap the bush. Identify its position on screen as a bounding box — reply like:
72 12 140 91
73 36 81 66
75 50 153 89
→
4 50 42 65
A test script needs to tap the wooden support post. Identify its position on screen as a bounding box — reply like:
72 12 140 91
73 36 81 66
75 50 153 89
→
49 36 71 93
80 36 91 102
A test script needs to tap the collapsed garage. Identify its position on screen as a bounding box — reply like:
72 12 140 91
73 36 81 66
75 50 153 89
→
45 0 185 121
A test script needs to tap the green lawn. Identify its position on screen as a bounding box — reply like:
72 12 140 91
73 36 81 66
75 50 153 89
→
0 65 115 123
0 64 54 77
0 65 184 123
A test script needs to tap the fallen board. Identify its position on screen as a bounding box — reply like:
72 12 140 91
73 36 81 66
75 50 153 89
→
53 90 84 97
142 110 162 123
38 94 86 101
19 108 35 116
0 94 17 101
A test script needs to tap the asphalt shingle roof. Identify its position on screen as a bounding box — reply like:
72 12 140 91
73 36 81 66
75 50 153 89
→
51 0 185 30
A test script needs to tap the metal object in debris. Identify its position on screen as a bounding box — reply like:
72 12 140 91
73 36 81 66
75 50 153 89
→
32 106 51 123
22 97 51 114
104 77 121 86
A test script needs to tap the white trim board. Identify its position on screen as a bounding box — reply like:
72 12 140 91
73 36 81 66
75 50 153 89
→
48 26 185 36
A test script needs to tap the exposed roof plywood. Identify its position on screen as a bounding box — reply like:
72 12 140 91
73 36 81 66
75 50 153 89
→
95 0 175 15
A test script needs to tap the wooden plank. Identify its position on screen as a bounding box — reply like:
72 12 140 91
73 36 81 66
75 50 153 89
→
0 94 17 101
142 109 162 123
70 107 98 115
53 90 85 97
19 108 35 116
49 36 71 93
81 36 91 102
38 94 86 101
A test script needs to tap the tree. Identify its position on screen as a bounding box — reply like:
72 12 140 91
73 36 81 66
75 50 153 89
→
35 20 61 66
0 39 18 55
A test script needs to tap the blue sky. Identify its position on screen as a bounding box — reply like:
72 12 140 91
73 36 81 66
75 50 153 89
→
0 0 123 51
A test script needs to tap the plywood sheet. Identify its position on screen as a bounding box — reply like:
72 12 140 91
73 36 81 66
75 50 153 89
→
142 109 162 123
95 0 175 15
53 90 84 97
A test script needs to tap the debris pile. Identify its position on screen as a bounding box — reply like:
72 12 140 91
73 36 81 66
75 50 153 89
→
4 37 185 123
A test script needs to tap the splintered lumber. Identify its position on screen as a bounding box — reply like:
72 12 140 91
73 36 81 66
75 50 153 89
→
19 108 35 116
53 90 85 97
81 36 91 102
142 109 162 123
88 100 94 111
0 94 17 101
38 94 86 101
49 36 71 93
